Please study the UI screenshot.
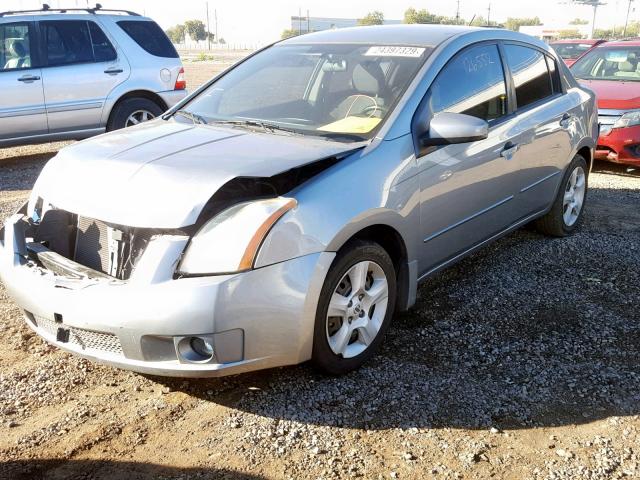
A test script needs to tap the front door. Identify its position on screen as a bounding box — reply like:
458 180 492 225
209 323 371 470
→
0 21 48 141
417 43 522 274
39 19 129 133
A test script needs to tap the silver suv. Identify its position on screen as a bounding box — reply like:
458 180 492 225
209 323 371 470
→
0 4 187 147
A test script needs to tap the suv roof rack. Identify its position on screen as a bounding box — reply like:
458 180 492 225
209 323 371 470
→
0 3 140 18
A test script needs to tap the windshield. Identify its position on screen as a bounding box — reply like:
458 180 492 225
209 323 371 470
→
551 42 592 60
175 43 431 141
572 46 640 82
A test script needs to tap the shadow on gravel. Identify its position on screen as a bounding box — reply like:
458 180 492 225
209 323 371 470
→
154 179 640 432
0 459 266 480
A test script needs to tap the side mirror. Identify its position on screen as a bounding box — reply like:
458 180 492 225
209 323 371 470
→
422 112 489 147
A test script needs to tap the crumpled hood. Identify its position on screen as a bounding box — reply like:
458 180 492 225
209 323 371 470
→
33 120 361 228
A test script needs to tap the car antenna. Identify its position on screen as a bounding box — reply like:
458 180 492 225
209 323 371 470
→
468 14 476 26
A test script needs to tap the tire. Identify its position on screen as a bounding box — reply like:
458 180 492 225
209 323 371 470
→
312 240 397 375
534 154 588 237
107 97 164 131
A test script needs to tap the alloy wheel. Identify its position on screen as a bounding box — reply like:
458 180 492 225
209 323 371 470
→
326 260 389 359
125 109 155 127
563 166 586 226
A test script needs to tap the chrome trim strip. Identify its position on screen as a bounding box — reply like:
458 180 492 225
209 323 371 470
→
423 195 514 243
520 171 560 193
46 102 103 114
0 107 46 118
598 108 629 116
418 208 547 282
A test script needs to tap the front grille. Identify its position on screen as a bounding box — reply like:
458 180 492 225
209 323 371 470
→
75 216 110 273
33 314 124 356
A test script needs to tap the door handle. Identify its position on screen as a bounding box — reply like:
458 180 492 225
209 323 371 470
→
500 142 519 160
17 74 40 82
560 113 571 128
104 68 123 75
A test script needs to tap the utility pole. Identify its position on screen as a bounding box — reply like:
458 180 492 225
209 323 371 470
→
206 1 211 50
624 0 634 37
307 9 310 33
487 2 491 25
298 7 302 35
456 0 461 24
215 9 218 45
571 1 607 39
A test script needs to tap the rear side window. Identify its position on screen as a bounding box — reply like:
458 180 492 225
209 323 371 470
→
428 44 508 122
504 44 554 109
41 21 93 66
88 22 117 62
117 20 178 58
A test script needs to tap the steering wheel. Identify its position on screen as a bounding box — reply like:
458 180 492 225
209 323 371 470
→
361 104 387 117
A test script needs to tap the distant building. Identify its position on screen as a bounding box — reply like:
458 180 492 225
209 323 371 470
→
290 16 402 34
519 24 592 41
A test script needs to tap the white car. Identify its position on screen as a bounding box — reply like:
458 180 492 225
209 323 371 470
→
0 4 187 147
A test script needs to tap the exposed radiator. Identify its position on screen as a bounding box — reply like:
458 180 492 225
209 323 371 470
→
74 216 110 273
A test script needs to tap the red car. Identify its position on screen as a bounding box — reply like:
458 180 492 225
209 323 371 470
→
551 39 606 67
571 39 640 166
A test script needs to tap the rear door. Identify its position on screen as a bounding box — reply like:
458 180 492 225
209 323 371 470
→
417 43 523 274
39 19 129 133
501 44 574 216
0 21 48 141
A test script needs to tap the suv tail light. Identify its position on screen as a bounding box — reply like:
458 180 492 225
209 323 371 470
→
174 67 186 90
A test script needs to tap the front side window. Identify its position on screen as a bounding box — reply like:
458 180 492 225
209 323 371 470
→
179 44 431 141
427 44 507 122
572 47 640 82
504 44 554 109
0 22 33 71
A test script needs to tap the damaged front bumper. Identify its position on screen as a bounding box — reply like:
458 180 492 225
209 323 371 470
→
0 214 332 377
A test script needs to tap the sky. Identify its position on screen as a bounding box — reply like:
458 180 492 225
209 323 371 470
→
2 0 639 46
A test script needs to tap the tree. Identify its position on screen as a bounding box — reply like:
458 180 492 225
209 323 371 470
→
557 29 581 39
218 37 226 45
504 17 542 32
570 18 589 25
165 24 185 44
184 20 207 42
281 29 300 39
403 7 456 25
358 11 384 26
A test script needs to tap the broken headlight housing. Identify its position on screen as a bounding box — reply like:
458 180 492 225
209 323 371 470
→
177 197 296 275
613 110 640 129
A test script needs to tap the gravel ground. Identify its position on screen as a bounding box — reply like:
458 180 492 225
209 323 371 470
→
1 62 640 480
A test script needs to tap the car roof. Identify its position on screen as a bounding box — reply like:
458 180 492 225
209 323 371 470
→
596 38 640 47
280 24 483 47
551 38 603 45
0 13 151 22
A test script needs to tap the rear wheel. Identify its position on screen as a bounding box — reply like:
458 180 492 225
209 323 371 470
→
534 154 588 237
312 240 396 375
107 97 164 131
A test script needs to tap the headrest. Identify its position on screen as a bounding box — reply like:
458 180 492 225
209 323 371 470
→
9 39 27 58
352 62 384 96
619 61 634 72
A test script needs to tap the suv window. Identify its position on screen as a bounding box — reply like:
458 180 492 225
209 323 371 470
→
504 44 554 109
41 21 117 66
88 22 117 62
117 20 178 58
428 44 507 122
0 22 34 71
42 21 93 66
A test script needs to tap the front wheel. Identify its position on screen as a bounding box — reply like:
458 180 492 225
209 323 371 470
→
534 154 588 237
312 240 397 375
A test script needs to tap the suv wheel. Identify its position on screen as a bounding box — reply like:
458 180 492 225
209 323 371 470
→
108 98 164 131
312 240 397 375
534 154 588 237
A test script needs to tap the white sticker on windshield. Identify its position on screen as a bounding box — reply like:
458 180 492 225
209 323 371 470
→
365 46 426 57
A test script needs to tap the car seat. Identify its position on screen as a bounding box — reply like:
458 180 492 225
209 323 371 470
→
4 39 30 69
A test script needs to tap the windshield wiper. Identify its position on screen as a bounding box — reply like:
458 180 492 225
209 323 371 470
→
211 119 301 136
173 110 208 125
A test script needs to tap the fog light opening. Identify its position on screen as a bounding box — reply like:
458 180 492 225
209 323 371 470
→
177 336 215 363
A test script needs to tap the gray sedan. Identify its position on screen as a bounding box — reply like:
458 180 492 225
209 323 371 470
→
0 25 597 377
